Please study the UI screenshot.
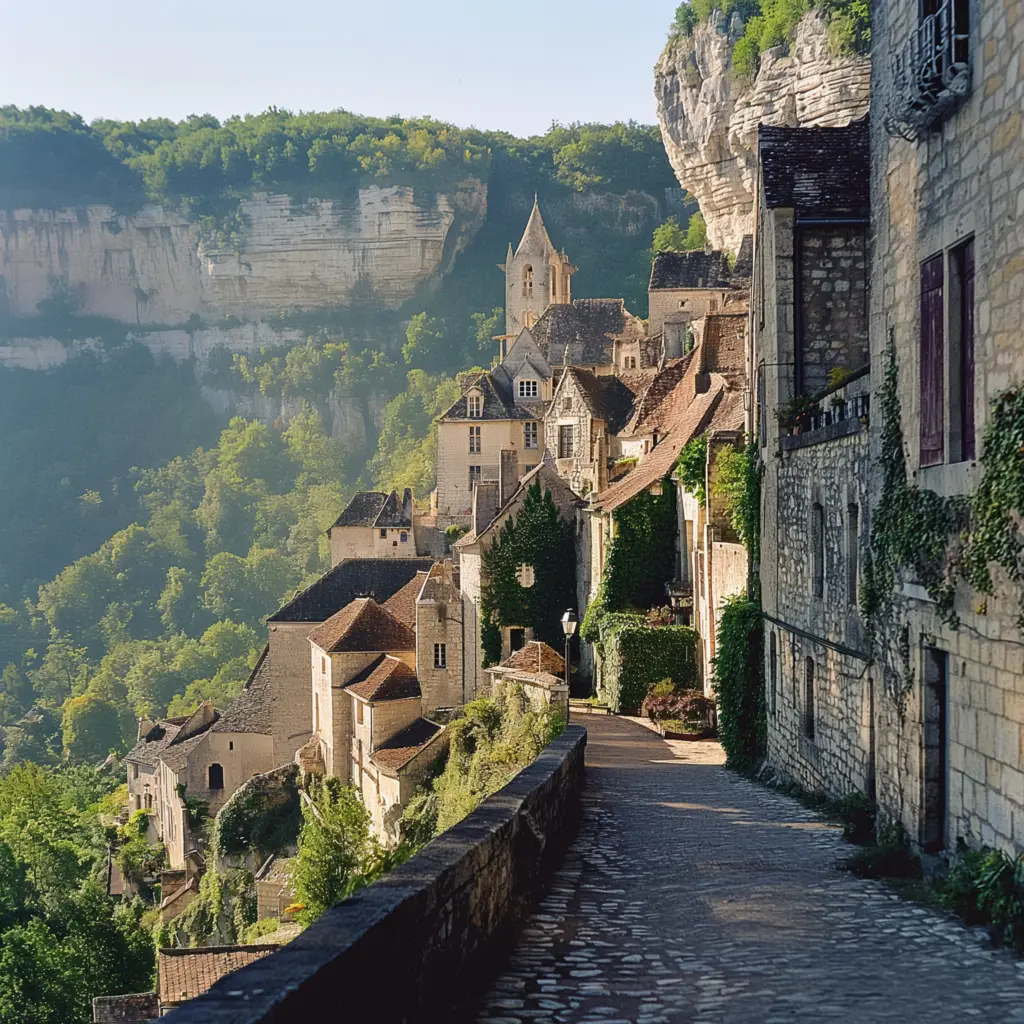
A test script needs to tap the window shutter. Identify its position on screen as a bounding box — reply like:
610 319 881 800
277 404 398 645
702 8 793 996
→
961 240 975 460
919 255 945 467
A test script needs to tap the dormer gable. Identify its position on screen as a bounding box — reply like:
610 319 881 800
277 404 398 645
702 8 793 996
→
466 386 484 419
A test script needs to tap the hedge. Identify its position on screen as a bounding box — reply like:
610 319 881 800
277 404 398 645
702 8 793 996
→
599 618 700 713
712 594 766 770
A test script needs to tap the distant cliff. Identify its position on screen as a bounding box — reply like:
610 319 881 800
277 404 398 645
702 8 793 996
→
654 10 870 252
0 183 486 324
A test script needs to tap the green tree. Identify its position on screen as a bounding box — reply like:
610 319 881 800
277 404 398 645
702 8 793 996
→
652 216 689 252
684 210 707 250
61 693 123 761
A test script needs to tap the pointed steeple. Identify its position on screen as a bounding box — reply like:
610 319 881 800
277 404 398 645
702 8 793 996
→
515 194 555 258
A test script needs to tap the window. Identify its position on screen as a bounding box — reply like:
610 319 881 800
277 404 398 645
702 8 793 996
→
709 299 718 312
769 632 778 716
623 356 637 369
145 793 153 810
434 643 447 669
400 531 408 543
922 646 949 852
551 274 557 299
135 795 141 811
518 379 538 399
524 422 538 449
919 253 945 466
469 425 481 453
379 528 388 539
558 424 574 459
804 658 815 740
757 365 767 447
562 396 572 413
229 741 233 751
509 627 525 652
523 265 534 297
468 465 481 491
132 763 138 780
208 763 224 790
517 563 535 587
846 503 860 606
811 503 824 599
468 393 482 418
949 237 975 462
321 656 326 674
356 700 363 725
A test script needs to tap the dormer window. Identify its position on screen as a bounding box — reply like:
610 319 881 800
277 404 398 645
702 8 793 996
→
468 393 482 418
518 380 538 399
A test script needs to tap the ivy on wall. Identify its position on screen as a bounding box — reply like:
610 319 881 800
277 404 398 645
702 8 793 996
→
714 439 762 566
676 434 708 506
480 483 576 667
604 482 678 611
713 594 766 770
599 616 700 713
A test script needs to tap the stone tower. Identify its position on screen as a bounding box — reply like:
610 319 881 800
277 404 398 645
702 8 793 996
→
500 197 576 339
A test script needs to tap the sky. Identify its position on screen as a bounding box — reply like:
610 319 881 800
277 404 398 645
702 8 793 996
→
1 0 678 136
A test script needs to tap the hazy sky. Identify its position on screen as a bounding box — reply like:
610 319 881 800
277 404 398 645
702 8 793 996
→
2 0 678 135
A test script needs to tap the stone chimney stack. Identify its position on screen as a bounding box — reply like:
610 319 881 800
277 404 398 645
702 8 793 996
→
473 481 500 536
498 449 519 509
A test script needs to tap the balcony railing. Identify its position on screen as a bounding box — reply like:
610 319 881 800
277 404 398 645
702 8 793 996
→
806 392 870 433
885 0 970 140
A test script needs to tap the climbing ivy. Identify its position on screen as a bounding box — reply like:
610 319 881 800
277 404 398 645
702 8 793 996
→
713 594 766 770
480 483 576 667
604 482 678 611
676 434 708 507
713 438 762 566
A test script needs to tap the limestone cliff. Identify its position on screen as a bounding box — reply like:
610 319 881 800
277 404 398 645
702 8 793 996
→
654 11 870 252
0 182 486 323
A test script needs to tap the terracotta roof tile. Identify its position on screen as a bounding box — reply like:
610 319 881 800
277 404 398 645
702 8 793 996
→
381 572 427 628
307 598 416 655
158 946 279 1006
501 640 566 675
370 718 444 774
347 655 421 702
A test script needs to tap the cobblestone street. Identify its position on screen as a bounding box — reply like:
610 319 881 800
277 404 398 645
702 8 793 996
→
474 715 1024 1023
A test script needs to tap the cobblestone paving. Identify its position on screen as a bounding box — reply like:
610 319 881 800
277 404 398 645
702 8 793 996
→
475 715 1024 1023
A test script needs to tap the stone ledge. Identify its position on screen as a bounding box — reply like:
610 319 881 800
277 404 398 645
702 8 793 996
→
781 416 864 451
160 724 587 1024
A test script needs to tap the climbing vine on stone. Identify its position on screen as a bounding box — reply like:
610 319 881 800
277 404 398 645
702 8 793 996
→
676 433 708 506
603 483 678 611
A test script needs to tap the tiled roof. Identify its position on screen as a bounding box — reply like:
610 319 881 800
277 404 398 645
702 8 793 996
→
330 490 411 530
620 354 694 437
440 371 538 422
370 718 443 774
649 250 734 290
255 854 295 885
700 313 747 384
759 118 869 216
347 655 421 702
91 992 159 1023
418 559 460 603
530 299 634 367
212 645 272 736
158 945 279 1006
501 640 566 675
269 558 435 623
125 718 186 768
381 571 428 628
562 368 642 434
307 598 416 655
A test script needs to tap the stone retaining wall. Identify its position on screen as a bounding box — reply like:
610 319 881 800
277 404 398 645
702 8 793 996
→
161 724 587 1023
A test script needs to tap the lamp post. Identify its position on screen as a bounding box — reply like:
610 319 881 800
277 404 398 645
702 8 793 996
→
561 608 577 722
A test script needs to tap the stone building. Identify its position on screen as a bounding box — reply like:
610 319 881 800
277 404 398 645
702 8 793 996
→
486 640 569 720
501 197 576 338
866 0 1024 854
751 120 876 808
529 297 649 375
326 489 418 564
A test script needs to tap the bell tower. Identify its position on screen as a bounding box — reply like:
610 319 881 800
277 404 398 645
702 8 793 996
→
499 197 576 340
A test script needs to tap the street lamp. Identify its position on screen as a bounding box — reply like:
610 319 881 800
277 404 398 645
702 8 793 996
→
561 608 577 721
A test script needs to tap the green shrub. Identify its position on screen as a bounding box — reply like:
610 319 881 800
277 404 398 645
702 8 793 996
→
844 823 921 880
712 439 761 564
601 620 699 713
712 594 765 769
937 843 1024 950
676 434 708 507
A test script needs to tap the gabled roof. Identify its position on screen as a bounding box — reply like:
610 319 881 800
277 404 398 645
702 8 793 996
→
347 655 421 702
557 367 642 434
307 598 416 655
269 558 435 623
125 703 219 771
620 354 694 438
500 640 566 676
418 559 460 603
514 196 556 258
125 717 187 768
382 571 428 628
758 118 870 216
502 327 553 381
370 718 444 774
158 945 279 1006
330 490 411 530
439 371 538 422
212 645 272 736
530 298 636 367
649 249 734 290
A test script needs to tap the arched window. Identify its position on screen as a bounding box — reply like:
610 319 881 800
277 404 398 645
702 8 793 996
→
811 502 824 598
551 272 557 300
523 265 534 297
400 531 408 543
208 763 224 790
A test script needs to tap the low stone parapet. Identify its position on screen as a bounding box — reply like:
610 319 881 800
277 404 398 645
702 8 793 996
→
160 724 587 1023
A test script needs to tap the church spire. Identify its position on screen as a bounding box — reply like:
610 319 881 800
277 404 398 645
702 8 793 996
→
515 194 555 258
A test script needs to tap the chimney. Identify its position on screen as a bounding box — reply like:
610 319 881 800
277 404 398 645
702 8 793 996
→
498 449 519 509
473 481 501 536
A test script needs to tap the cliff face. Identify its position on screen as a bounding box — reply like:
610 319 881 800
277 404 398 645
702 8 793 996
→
654 11 870 252
0 182 486 323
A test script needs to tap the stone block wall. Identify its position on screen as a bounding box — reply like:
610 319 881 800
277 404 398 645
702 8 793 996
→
160 725 587 1024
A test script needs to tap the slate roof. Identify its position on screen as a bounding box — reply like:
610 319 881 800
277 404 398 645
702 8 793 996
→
370 718 443 774
418 560 460 603
212 645 272 736
500 640 566 675
649 250 734 290
125 718 188 768
158 945 279 1006
347 655 421 702
758 118 870 216
530 299 631 367
269 558 435 623
440 371 538 422
330 490 411 530
382 571 428 628
307 598 416 655
92 992 160 1023
562 367 643 434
